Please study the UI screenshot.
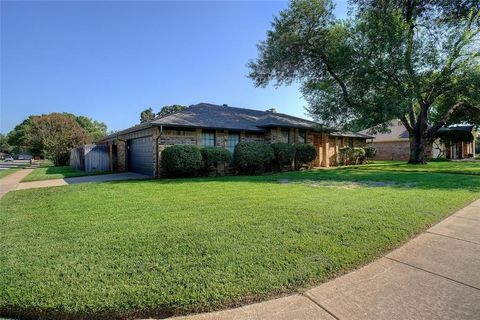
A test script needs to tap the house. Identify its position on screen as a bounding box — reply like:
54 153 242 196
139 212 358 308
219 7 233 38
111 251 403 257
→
360 120 477 160
97 103 373 176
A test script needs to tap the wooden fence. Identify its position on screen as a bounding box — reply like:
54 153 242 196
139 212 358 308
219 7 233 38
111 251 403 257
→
70 144 110 172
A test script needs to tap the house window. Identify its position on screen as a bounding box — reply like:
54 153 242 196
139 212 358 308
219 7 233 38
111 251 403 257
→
281 129 290 143
227 133 240 153
201 132 215 147
297 130 307 143
348 138 354 148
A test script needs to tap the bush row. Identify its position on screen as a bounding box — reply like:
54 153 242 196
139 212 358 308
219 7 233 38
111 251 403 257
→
161 142 318 177
338 146 377 165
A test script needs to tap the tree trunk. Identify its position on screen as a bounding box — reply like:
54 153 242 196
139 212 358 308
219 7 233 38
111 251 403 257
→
408 107 430 164
408 134 428 164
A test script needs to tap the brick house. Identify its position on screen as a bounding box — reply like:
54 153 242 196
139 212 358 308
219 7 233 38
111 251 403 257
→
98 103 372 176
361 121 477 161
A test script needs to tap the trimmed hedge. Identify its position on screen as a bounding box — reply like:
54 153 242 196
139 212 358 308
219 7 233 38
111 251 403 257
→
271 142 296 169
294 144 317 169
161 145 202 177
364 146 377 161
233 141 274 174
201 147 232 170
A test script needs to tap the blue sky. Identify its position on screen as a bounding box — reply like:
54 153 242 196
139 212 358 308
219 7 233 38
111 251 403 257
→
1 0 349 133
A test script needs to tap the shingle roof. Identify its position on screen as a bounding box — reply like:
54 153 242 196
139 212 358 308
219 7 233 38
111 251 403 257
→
99 103 371 141
152 103 323 132
437 125 475 134
330 131 374 139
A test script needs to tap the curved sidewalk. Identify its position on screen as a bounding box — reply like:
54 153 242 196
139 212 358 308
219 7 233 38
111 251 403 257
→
174 199 480 320
0 169 33 198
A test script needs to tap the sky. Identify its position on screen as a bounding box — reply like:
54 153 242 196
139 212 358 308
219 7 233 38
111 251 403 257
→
1 0 349 134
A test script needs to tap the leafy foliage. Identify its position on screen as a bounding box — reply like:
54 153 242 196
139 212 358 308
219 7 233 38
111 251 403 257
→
233 141 274 174
271 142 296 168
161 145 203 177
201 147 232 170
249 0 480 163
294 144 317 168
339 146 353 165
352 147 366 164
157 105 187 118
364 146 377 160
0 134 12 154
7 113 107 157
140 108 156 123
71 115 108 140
6 117 37 155
29 113 89 166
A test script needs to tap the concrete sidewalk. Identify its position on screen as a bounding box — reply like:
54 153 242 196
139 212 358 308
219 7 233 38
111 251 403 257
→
15 172 151 191
174 199 480 320
0 169 33 198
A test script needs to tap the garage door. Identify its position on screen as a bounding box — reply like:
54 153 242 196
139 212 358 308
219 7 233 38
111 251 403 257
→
128 137 153 176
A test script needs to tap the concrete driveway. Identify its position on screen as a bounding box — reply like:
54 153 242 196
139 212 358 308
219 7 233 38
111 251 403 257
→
15 172 151 191
175 199 480 320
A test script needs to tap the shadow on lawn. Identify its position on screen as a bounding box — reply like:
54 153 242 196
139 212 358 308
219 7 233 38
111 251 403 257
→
105 168 480 193
0 306 174 320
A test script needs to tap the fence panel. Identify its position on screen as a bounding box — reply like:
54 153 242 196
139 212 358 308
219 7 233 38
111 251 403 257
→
84 144 110 172
69 147 84 171
70 144 110 172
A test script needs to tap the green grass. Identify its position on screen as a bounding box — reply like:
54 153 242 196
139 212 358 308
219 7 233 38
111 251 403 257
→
348 159 480 175
21 166 109 182
1 165 479 319
0 168 20 179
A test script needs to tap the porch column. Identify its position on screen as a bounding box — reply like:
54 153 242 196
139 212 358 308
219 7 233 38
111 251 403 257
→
294 128 299 143
334 137 339 165
321 133 330 167
195 128 202 146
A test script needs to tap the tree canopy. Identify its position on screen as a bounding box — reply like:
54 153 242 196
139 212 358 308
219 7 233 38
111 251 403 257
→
140 108 156 123
30 113 89 165
6 113 107 163
140 105 188 123
249 0 480 163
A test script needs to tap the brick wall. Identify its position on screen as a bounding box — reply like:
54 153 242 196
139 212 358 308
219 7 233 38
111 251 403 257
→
371 141 410 160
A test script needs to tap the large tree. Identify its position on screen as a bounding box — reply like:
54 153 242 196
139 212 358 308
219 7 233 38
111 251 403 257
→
0 134 12 154
29 113 89 166
249 0 480 163
7 113 106 162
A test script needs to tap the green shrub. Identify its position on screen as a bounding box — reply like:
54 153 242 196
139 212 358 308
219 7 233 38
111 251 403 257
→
352 147 366 164
233 141 274 174
294 144 317 169
339 147 353 165
161 145 202 177
201 147 232 170
364 146 377 162
271 142 296 170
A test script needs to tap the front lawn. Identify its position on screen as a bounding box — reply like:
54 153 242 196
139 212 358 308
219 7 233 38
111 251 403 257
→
21 166 109 182
1 166 479 319
350 160 480 175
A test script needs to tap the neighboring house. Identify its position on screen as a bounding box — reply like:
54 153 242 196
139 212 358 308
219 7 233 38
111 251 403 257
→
361 121 477 160
97 103 372 177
